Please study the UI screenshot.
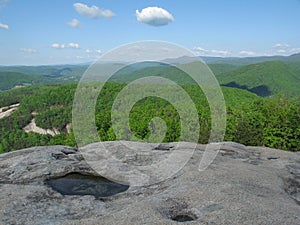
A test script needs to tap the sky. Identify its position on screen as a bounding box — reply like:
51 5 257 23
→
0 0 300 65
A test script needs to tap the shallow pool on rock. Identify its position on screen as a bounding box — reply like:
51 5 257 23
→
47 173 129 197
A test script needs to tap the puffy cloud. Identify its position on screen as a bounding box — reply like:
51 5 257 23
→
51 43 80 49
73 3 115 19
0 22 9 30
136 6 174 26
20 48 37 53
68 18 81 28
239 51 256 56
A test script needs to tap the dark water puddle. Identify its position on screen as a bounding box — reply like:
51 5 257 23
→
47 173 129 197
171 214 197 222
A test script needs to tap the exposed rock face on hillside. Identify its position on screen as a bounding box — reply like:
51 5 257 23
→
0 103 19 119
23 118 61 136
0 142 299 225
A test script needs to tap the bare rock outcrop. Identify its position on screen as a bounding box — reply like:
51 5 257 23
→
23 119 61 136
0 103 19 119
0 142 299 225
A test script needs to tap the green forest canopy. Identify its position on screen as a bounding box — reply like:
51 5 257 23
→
0 82 299 153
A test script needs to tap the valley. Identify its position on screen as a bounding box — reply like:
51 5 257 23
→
0 55 299 153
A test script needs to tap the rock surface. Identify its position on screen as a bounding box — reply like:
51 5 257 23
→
23 119 61 136
0 141 299 225
0 103 19 119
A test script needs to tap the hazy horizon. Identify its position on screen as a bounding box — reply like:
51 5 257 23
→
0 52 299 67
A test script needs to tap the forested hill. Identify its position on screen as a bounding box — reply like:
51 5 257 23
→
0 71 51 91
0 65 86 91
0 83 299 153
1 53 300 99
0 54 299 153
217 61 300 98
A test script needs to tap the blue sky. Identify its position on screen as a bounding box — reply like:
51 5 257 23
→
0 0 299 65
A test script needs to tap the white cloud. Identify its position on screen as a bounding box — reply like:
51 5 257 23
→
20 48 37 53
271 44 300 55
51 43 65 49
211 50 231 56
136 6 174 26
276 49 286 53
274 43 290 48
194 47 231 57
194 45 300 57
67 18 81 28
194 47 207 53
85 49 102 54
68 43 80 49
239 51 256 56
73 3 115 19
0 22 9 30
194 47 206 52
291 48 300 52
51 43 80 49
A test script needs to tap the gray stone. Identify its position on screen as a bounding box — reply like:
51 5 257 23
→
0 142 299 225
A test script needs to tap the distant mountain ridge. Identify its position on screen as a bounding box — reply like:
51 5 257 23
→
163 53 300 66
202 54 300 65
0 53 299 98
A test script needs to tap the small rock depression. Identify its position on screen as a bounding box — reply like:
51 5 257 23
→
47 172 129 197
171 213 198 222
161 198 199 223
